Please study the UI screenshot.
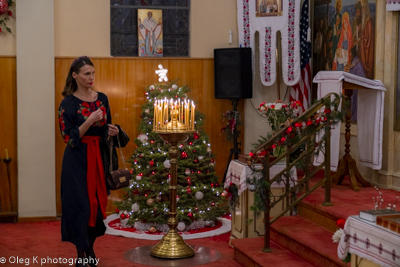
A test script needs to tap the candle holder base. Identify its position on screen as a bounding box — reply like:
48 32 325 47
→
149 130 195 259
150 230 195 259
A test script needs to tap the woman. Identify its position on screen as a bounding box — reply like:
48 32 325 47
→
332 12 352 71
58 56 119 267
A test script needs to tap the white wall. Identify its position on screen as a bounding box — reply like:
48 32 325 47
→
54 0 239 57
54 0 110 57
16 0 56 217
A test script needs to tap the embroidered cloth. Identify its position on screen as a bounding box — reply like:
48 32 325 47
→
237 0 302 87
224 160 297 195
338 215 400 267
387 1 400 11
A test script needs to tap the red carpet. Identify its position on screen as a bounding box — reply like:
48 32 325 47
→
0 220 239 267
1 176 398 267
305 175 399 221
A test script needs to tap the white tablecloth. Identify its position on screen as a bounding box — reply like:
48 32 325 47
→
338 215 400 267
313 71 385 171
224 160 297 195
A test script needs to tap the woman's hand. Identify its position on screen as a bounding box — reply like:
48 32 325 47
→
79 109 104 138
88 109 103 124
108 124 119 136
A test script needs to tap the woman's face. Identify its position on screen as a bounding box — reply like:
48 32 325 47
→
73 64 95 90
343 19 348 31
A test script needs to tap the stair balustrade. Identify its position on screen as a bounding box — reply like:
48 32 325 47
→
250 93 342 252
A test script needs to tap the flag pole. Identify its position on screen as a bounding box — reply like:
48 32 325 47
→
276 48 280 100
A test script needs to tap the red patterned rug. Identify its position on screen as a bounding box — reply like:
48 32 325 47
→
105 214 232 240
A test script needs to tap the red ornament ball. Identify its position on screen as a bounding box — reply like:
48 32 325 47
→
181 152 188 159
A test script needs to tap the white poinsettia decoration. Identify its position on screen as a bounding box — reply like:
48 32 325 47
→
332 228 343 243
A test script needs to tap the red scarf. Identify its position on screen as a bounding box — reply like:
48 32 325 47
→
81 136 108 227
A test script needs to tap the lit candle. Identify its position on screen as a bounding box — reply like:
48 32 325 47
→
5 149 9 159
185 101 189 126
178 101 181 124
191 101 195 129
153 102 157 130
163 99 168 125
159 100 162 128
158 101 161 128
182 101 184 124
158 104 162 128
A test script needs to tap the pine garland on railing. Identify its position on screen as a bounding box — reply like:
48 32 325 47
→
227 94 349 214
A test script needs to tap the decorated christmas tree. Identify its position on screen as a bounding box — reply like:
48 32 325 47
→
115 66 228 232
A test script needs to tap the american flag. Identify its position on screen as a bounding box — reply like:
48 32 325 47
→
290 0 311 111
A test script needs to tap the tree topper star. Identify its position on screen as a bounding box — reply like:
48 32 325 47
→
155 64 168 82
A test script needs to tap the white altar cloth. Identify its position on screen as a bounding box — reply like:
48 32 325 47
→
313 71 386 171
387 1 400 12
338 215 400 267
224 160 297 195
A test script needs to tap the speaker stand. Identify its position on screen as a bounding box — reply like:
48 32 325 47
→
222 99 241 184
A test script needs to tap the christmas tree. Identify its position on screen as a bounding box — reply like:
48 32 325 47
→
115 66 228 232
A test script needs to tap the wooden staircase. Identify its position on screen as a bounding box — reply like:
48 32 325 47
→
232 182 347 267
231 94 348 266
231 173 400 266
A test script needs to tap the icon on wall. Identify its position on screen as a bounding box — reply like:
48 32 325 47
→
313 0 375 80
313 0 376 122
138 9 163 57
256 0 283 17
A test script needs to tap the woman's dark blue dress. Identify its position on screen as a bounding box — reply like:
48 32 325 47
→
58 92 111 249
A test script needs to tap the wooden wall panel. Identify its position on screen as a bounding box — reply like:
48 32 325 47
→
0 57 18 221
55 57 244 214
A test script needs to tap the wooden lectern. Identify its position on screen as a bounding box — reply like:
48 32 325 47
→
313 71 386 191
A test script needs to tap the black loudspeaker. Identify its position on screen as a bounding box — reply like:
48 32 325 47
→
214 48 253 99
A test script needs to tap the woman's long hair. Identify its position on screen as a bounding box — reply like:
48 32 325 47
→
61 56 94 97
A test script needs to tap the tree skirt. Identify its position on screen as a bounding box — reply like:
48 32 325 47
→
104 214 232 240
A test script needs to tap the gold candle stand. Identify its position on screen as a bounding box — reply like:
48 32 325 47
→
150 131 195 259
150 99 196 258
